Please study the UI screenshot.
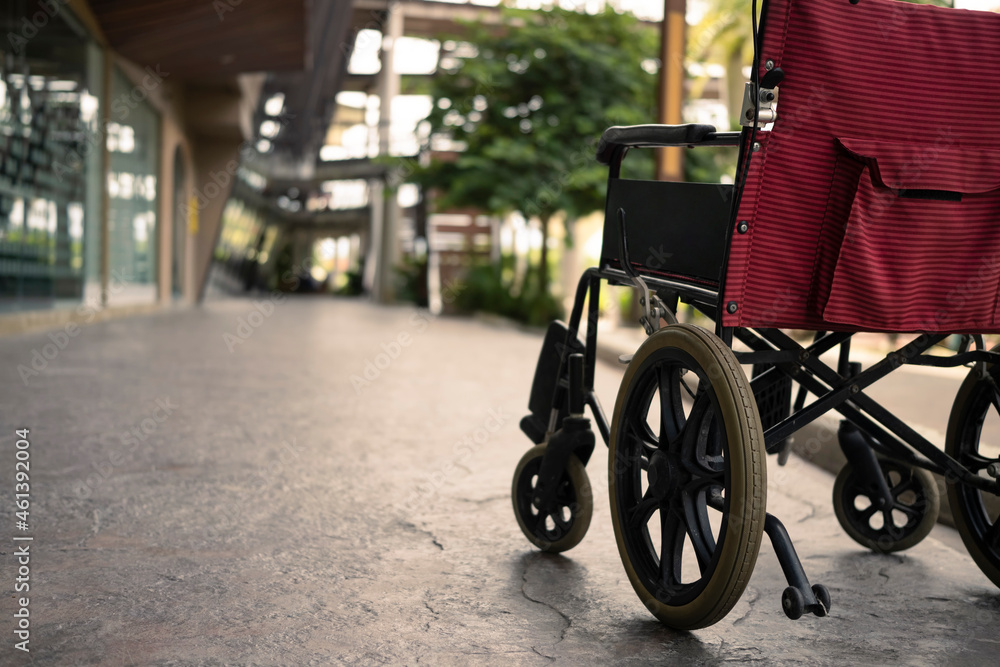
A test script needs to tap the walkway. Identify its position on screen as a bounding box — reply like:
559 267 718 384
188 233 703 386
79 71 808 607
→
0 297 997 664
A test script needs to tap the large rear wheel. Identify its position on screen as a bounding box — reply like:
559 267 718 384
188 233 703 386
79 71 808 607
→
609 324 766 630
945 357 1000 588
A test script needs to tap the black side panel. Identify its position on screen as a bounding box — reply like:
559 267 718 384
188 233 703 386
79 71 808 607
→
600 179 733 285
521 322 586 444
528 321 585 416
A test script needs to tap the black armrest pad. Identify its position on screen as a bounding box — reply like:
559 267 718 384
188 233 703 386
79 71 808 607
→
596 124 718 165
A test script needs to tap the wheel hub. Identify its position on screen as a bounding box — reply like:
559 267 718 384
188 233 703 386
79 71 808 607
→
648 451 684 500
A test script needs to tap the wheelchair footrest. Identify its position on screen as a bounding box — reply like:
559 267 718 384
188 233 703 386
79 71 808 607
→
520 321 586 446
520 414 547 445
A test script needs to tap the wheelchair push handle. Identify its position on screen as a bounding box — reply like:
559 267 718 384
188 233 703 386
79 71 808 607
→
595 123 740 165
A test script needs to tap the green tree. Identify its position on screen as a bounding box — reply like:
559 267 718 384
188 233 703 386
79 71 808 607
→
415 6 659 294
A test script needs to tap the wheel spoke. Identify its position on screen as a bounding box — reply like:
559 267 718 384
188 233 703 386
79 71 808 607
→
680 373 700 400
985 517 1000 549
628 489 659 531
627 422 658 456
963 452 998 473
681 489 716 573
680 392 718 478
683 472 725 500
706 486 725 512
659 506 683 587
891 502 922 518
659 366 683 445
674 390 710 456
857 503 878 522
882 510 905 533
532 510 548 534
555 479 576 504
986 382 1000 421
889 478 916 499
703 415 725 469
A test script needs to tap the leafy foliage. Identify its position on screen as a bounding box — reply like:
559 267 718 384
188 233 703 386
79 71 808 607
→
337 260 365 297
453 259 563 327
413 6 660 294
394 256 429 306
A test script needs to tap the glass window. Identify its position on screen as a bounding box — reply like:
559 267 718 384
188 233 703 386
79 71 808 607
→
106 68 159 305
0 4 102 312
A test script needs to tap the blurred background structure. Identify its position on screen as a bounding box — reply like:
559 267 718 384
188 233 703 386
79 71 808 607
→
0 0 996 334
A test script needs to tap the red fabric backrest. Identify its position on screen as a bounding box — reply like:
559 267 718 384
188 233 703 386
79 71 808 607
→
722 0 1000 332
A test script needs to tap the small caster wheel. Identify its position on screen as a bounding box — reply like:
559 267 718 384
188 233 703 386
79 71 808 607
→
811 584 831 617
781 586 805 620
833 458 939 554
512 444 592 553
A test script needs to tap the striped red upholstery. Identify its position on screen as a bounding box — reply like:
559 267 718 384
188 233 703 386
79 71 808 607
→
722 0 1000 332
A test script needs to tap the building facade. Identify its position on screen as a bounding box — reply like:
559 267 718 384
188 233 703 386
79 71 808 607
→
0 0 306 332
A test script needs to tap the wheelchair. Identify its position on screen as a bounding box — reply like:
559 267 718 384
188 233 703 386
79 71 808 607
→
511 0 1000 630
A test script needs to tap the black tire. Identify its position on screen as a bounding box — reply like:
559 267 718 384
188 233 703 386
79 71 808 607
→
945 357 1000 589
832 458 939 554
781 586 805 620
512 444 593 553
811 584 831 617
609 324 766 630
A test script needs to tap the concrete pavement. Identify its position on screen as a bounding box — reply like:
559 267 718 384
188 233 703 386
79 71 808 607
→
1 297 998 665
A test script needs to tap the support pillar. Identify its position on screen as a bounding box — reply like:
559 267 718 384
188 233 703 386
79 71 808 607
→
192 139 245 302
350 234 361 272
329 236 340 289
363 181 383 292
372 2 403 303
656 0 687 182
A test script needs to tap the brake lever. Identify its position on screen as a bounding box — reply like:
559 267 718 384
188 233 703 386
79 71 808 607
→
617 207 672 335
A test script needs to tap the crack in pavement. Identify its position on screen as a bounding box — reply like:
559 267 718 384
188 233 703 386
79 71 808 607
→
457 494 508 506
776 487 823 522
797 503 817 523
422 598 441 633
732 586 760 626
398 519 445 551
713 641 766 662
520 562 572 657
531 645 556 662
